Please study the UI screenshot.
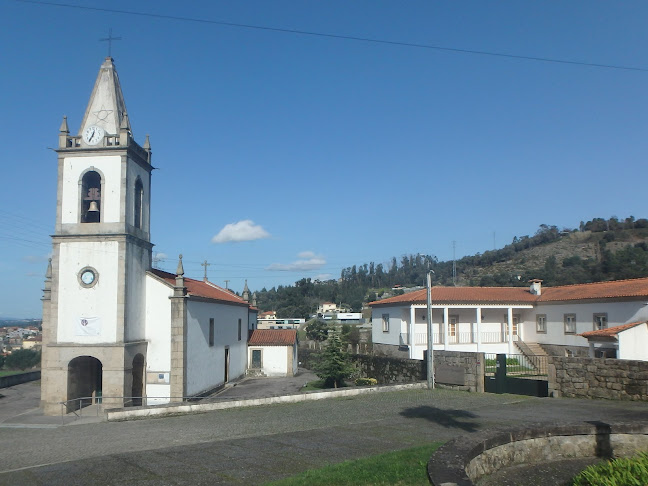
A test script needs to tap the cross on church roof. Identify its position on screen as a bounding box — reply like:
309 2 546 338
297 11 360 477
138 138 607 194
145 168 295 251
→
201 260 211 282
100 28 122 58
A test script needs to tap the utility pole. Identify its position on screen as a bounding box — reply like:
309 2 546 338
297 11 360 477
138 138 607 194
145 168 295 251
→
426 269 435 390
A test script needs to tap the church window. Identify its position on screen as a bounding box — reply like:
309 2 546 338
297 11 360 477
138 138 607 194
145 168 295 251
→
134 178 143 229
209 318 215 346
81 170 102 223
238 319 242 341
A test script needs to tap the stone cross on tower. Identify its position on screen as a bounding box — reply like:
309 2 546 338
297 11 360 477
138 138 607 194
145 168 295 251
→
201 260 211 282
100 28 122 58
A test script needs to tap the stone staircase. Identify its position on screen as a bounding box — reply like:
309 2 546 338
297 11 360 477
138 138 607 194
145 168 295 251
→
514 341 549 375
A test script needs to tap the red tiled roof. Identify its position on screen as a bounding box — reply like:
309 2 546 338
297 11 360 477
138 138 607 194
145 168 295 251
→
580 321 647 339
539 278 648 302
369 277 648 307
369 287 537 306
248 329 297 346
149 269 250 306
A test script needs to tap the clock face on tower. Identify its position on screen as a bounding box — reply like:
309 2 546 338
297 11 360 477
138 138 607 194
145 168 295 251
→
78 267 98 288
83 125 105 145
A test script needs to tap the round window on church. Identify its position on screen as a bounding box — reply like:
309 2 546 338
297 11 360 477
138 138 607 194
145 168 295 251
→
78 267 99 288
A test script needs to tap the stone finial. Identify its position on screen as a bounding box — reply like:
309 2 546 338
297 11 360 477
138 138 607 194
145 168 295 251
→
242 279 250 302
176 254 184 276
45 258 52 280
120 111 130 130
143 134 151 151
59 116 69 134
252 292 257 307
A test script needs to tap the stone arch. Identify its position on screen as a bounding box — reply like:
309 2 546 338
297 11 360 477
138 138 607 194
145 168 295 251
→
131 353 145 406
78 167 105 223
67 356 102 412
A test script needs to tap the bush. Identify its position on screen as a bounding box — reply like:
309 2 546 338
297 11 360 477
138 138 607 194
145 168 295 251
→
5 348 40 370
355 378 377 386
572 452 648 485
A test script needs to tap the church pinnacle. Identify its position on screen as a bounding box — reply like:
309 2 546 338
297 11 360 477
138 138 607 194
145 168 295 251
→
78 57 131 138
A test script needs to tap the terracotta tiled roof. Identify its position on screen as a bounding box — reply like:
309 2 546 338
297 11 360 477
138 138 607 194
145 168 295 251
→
248 329 297 346
369 287 537 306
149 269 250 306
538 278 648 302
580 321 647 339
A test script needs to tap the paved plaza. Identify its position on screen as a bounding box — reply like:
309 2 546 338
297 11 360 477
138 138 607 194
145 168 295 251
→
1 378 648 485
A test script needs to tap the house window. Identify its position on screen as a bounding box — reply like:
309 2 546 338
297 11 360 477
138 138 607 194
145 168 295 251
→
449 315 459 337
564 314 576 334
134 178 143 229
81 170 102 223
503 314 520 336
238 319 242 341
593 313 608 331
209 318 215 346
382 314 389 332
536 314 547 334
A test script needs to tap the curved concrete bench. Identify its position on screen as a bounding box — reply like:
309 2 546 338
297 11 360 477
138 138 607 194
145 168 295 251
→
427 422 648 486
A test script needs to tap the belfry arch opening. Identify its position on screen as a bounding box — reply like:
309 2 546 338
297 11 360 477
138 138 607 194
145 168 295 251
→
133 177 143 229
67 356 102 412
81 170 102 223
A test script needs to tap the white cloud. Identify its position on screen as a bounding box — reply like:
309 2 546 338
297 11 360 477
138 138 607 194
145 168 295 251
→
267 252 326 272
212 220 271 243
153 252 168 261
313 273 333 281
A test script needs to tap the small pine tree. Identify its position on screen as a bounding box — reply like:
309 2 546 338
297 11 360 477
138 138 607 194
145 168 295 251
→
313 334 354 388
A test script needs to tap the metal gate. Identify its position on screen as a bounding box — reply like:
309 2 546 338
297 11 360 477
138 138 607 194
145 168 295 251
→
484 353 548 397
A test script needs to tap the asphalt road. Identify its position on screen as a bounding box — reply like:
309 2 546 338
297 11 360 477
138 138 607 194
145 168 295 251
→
1 382 648 485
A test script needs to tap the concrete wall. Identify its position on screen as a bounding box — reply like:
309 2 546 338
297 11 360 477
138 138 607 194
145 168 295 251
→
0 371 41 389
548 355 648 400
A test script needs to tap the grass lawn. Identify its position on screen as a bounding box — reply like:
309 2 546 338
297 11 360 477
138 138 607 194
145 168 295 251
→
263 442 443 486
0 370 25 377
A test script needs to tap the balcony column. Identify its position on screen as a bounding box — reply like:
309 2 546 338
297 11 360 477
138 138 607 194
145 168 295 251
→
476 307 482 352
409 305 415 359
507 307 514 354
443 307 449 350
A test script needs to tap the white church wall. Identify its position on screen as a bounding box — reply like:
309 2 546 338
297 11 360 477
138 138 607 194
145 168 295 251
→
57 241 119 343
144 275 172 404
124 243 149 342
618 323 648 361
524 301 647 347
61 155 121 224
185 301 248 396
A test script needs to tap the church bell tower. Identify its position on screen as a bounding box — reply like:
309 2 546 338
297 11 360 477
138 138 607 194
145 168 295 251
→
41 57 152 414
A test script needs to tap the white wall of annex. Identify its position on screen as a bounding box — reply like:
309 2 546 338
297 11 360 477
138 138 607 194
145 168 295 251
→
57 241 119 343
525 301 647 347
144 275 172 372
61 155 122 224
618 323 648 361
371 306 403 346
251 346 288 376
185 301 248 396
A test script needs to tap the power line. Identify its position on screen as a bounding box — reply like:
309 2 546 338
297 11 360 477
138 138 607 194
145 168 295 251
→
13 0 648 73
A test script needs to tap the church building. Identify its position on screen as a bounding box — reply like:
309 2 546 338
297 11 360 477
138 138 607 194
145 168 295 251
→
40 57 257 415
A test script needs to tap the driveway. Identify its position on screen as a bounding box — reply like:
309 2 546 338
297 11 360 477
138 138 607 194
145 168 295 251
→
1 380 647 485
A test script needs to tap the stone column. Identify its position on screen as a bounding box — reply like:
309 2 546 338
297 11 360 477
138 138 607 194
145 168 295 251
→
443 307 449 350
409 305 415 359
507 307 514 354
169 256 188 401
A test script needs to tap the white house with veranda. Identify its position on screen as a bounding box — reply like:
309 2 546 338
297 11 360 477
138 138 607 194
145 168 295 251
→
40 57 257 415
369 278 648 361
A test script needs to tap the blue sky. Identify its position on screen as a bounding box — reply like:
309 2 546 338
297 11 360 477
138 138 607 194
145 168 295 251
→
1 1 648 317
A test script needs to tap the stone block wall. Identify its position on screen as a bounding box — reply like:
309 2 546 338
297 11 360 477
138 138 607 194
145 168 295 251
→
548 356 648 401
351 354 425 384
434 350 485 393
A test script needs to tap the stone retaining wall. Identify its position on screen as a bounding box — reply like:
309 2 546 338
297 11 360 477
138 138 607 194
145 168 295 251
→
0 370 41 389
351 354 424 384
548 356 648 401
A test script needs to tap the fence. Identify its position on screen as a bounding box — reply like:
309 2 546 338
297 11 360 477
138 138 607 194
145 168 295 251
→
484 353 547 378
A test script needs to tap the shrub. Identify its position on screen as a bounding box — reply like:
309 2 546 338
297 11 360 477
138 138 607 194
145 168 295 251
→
355 378 378 386
572 452 648 486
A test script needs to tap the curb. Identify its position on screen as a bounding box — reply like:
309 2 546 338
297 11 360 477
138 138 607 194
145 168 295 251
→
106 382 428 421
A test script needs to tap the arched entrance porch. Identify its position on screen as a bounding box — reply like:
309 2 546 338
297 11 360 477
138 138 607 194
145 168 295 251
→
131 353 145 406
67 356 102 412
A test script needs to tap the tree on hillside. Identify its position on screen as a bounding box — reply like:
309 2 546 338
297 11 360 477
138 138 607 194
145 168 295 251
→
305 319 329 342
5 349 40 371
313 334 354 388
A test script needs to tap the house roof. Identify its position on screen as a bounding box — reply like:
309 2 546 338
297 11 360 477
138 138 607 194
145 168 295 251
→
149 269 250 306
248 329 297 346
369 287 537 306
259 311 276 318
369 277 648 307
580 321 647 339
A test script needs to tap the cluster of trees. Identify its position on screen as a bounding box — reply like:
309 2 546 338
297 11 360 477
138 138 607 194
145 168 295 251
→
253 218 648 318
1 349 40 371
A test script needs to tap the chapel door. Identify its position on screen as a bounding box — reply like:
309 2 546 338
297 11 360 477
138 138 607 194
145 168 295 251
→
251 349 262 368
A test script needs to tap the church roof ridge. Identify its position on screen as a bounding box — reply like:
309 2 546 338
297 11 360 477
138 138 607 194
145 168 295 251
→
149 269 250 306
